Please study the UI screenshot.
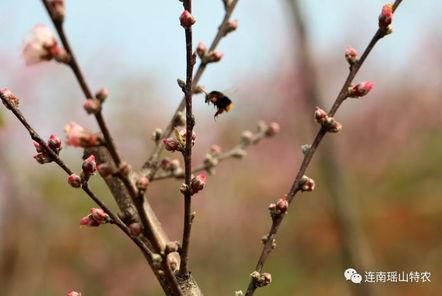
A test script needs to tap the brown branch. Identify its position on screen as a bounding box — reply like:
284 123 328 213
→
179 0 196 277
244 2 404 295
141 0 240 179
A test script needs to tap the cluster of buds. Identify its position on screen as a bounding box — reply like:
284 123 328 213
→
345 46 358 66
299 175 315 192
135 174 150 194
268 198 289 218
47 0 65 22
79 208 111 227
33 134 62 164
196 42 224 63
163 128 196 153
21 24 70 66
179 10 196 29
161 157 182 175
250 271 272 288
1 88 19 109
314 107 342 133
347 81 374 99
379 3 393 34
64 122 99 148
67 292 82 296
180 174 206 195
129 223 143 237
203 145 221 175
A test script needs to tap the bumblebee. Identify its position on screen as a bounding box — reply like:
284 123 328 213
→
200 90 233 120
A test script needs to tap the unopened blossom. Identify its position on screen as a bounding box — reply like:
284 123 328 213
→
276 198 289 214
97 163 115 179
95 87 108 102
64 122 97 148
196 42 206 57
1 87 19 109
136 174 150 191
266 122 280 137
225 19 238 35
345 46 358 65
33 141 44 153
163 138 179 152
90 208 109 224
67 292 82 296
82 155 96 176
68 174 82 188
79 214 100 227
179 128 196 146
300 175 315 192
118 162 131 177
34 153 51 164
348 82 374 98
210 144 221 156
314 107 328 123
48 134 62 151
21 24 59 66
206 51 223 63
190 174 206 194
129 223 143 237
83 99 100 114
167 254 178 271
179 10 196 29
47 0 65 22
379 4 393 29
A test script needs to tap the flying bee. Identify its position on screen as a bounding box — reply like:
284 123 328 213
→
198 88 233 120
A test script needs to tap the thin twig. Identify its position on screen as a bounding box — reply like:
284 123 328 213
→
179 0 196 276
141 0 240 179
244 2 403 295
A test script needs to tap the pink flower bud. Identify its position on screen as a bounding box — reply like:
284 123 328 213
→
206 51 224 63
97 163 115 179
95 87 108 102
163 138 179 152
80 214 100 227
225 19 238 34
179 128 196 146
54 47 71 64
180 183 189 194
129 223 143 237
48 134 62 151
136 174 150 191
82 155 96 175
266 122 280 137
276 198 288 214
300 175 315 192
167 254 179 271
33 141 43 153
90 208 109 223
64 122 97 148
48 0 65 22
190 174 206 194
348 81 374 98
83 99 100 114
165 241 179 254
345 46 358 65
314 107 327 123
240 131 254 144
379 4 393 29
21 24 59 66
180 10 196 29
68 174 82 188
330 121 342 133
67 292 82 296
169 159 180 171
260 273 272 287
1 87 19 109
34 153 51 164
196 42 206 57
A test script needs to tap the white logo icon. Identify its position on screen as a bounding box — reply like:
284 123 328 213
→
345 268 362 284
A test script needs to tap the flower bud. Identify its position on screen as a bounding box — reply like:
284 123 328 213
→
210 144 221 156
180 10 196 29
97 163 116 179
301 144 311 156
348 81 374 98
205 51 223 63
34 153 51 164
169 159 180 171
163 138 179 152
276 198 288 214
136 174 150 191
1 87 19 109
240 130 254 145
196 42 206 57
83 99 100 114
79 214 100 227
235 291 244 296
179 128 196 146
190 174 206 194
67 291 82 296
48 134 62 151
118 162 131 177
314 107 327 123
259 273 272 287
265 122 280 137
129 223 143 237
379 4 393 29
345 46 358 65
90 208 109 224
167 254 179 271
54 47 71 64
64 122 98 148
299 175 315 192
180 183 189 194
165 241 179 254
48 0 65 22
95 87 108 103
152 128 162 141
68 174 82 188
82 155 96 176
33 141 44 153
226 19 238 34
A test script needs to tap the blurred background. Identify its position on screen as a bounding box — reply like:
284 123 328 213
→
1 0 441 295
